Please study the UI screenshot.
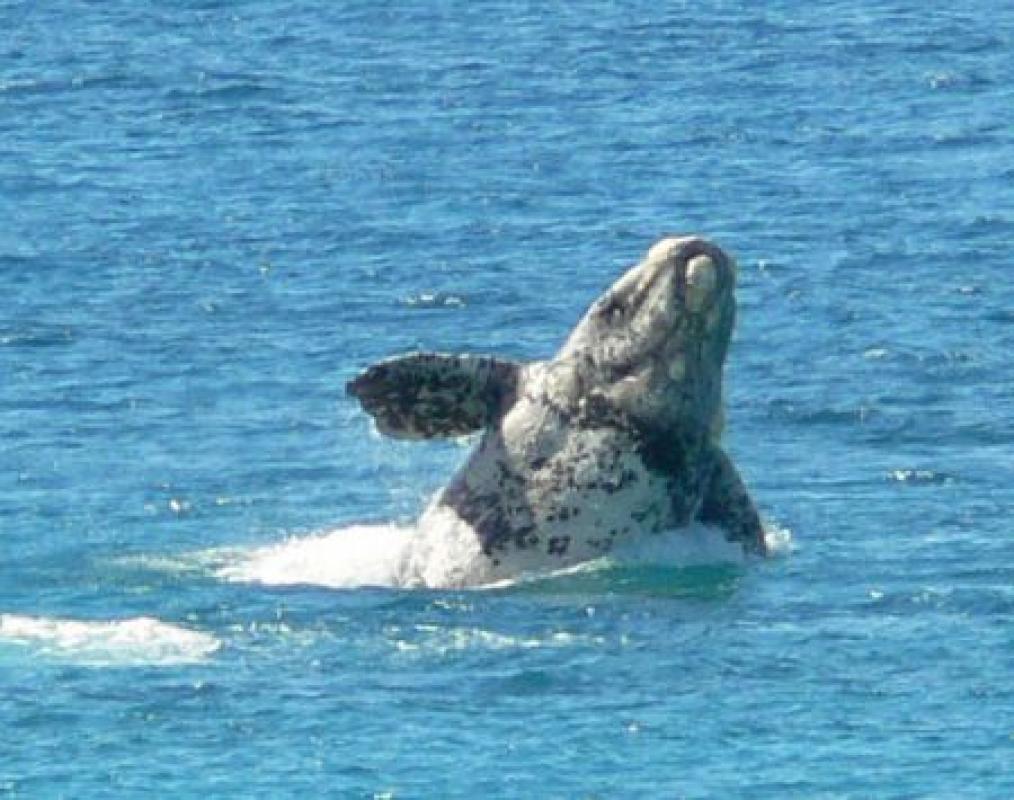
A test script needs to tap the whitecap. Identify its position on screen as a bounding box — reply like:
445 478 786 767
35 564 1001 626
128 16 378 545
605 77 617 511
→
387 624 606 656
214 507 487 590
763 523 795 557
0 614 220 667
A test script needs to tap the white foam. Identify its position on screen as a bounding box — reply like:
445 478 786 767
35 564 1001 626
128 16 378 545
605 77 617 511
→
0 614 220 666
389 624 605 655
215 506 489 589
763 523 794 557
215 523 416 588
213 503 791 590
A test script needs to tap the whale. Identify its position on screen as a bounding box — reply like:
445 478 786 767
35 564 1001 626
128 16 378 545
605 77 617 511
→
348 235 766 578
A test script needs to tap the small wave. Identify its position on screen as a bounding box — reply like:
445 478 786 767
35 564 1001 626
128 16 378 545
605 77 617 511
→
0 325 75 348
388 624 605 656
401 291 468 309
0 73 156 96
0 614 220 667
887 469 954 486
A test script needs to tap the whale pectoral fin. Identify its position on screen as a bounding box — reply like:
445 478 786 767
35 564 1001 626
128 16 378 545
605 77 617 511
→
699 447 767 555
346 352 523 439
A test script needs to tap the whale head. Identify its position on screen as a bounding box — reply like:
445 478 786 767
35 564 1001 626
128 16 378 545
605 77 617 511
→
549 236 737 436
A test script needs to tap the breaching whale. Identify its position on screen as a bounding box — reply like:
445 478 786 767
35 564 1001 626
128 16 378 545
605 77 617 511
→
348 236 765 578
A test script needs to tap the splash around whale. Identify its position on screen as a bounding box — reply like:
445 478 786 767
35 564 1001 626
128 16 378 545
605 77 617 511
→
347 235 768 586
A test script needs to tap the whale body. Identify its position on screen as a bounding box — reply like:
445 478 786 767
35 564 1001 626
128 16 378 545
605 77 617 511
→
348 236 765 579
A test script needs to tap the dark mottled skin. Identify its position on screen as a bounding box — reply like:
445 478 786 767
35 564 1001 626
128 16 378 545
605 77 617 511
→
348 354 520 439
348 235 767 564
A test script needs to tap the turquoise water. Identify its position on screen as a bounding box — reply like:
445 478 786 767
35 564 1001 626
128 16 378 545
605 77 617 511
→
2 0 1013 796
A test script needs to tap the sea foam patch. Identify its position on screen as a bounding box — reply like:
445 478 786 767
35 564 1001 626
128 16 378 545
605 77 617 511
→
215 523 417 589
0 614 221 667
214 507 487 590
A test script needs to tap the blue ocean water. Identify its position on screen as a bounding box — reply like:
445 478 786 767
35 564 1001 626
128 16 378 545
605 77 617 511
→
2 0 1013 795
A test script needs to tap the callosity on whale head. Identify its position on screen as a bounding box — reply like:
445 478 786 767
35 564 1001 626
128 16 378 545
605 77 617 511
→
347 234 765 578
548 236 736 440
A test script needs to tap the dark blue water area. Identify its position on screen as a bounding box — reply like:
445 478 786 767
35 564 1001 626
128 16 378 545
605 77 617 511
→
2 0 1013 796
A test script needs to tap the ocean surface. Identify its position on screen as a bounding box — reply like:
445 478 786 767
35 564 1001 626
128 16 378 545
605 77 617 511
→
2 0 1013 796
